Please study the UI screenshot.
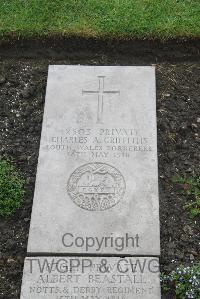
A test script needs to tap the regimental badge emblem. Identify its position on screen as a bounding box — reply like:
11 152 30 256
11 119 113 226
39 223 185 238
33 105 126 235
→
67 162 126 211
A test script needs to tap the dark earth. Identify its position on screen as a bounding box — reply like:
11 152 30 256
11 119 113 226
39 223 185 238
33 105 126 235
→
0 39 199 299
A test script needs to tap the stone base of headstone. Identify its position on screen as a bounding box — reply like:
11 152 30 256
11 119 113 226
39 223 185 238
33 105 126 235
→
20 256 161 299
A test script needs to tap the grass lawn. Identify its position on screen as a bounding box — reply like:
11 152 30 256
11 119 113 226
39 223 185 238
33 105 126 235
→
0 0 199 40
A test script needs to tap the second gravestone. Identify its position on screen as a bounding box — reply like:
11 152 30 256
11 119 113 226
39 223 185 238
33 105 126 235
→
21 66 161 298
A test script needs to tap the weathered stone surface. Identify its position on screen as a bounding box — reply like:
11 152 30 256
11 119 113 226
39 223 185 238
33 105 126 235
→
28 66 160 255
20 256 161 299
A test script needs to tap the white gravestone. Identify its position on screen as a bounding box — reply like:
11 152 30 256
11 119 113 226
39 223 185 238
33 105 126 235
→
27 66 160 255
20 256 161 299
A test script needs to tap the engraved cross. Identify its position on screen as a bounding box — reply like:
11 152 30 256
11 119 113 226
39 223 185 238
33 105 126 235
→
82 76 120 123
